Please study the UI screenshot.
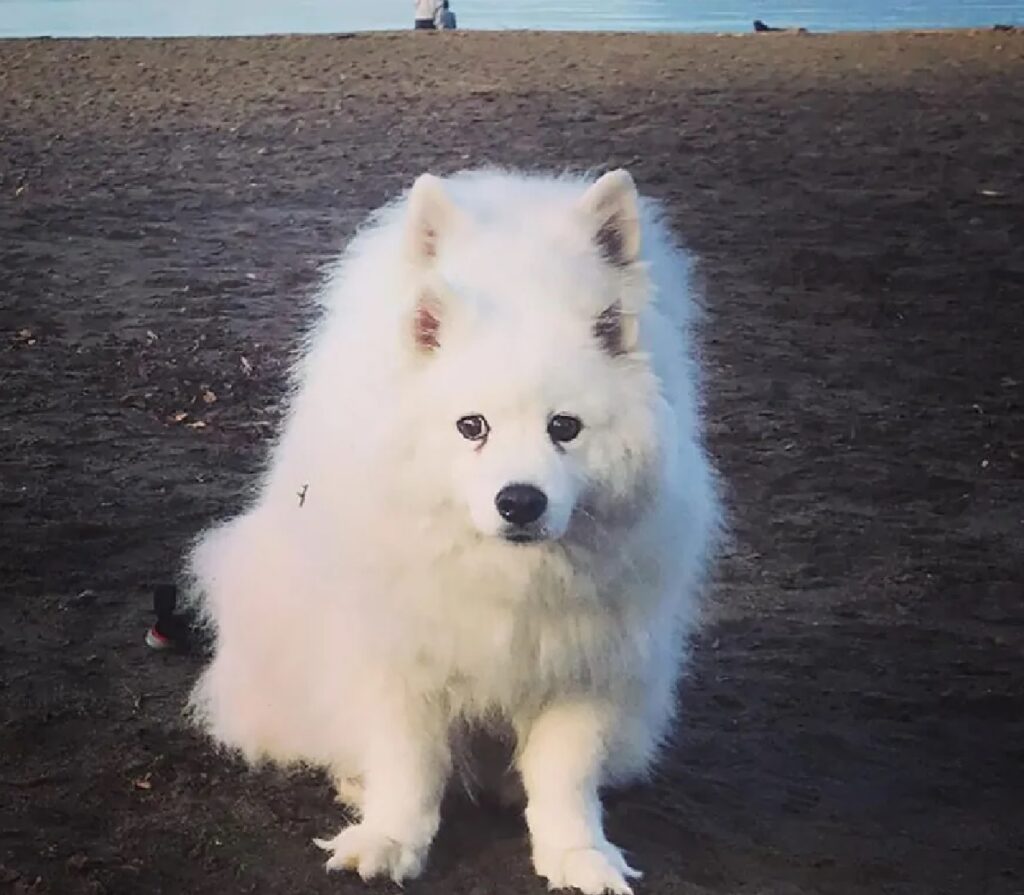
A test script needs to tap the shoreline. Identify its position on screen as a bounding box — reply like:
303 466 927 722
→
0 24 1019 42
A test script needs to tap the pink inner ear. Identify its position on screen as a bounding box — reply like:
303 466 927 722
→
593 304 624 355
421 226 438 261
414 302 441 351
595 215 627 266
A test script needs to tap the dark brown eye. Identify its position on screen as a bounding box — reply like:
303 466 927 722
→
548 414 582 444
456 414 489 441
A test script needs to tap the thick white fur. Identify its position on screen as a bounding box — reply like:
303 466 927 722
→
187 168 720 894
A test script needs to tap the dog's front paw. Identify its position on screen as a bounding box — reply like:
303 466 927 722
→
314 823 427 882
533 841 642 895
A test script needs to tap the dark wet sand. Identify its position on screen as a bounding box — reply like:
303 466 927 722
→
1 28 1023 895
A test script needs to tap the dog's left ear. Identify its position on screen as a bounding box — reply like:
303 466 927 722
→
578 169 641 267
593 302 639 356
405 173 461 268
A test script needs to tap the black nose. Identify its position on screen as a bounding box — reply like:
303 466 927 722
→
495 484 548 527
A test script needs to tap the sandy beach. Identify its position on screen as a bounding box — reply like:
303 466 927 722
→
1 28 1023 895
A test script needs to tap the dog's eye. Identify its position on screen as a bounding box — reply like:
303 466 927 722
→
548 414 583 444
456 414 490 441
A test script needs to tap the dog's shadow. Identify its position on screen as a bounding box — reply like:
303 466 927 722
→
427 789 529 880
424 779 650 884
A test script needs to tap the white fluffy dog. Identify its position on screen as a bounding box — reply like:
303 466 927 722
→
187 168 720 895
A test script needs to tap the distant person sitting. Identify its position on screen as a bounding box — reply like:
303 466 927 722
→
436 0 457 30
414 0 439 30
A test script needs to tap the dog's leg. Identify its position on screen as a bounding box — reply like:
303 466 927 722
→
330 774 364 814
314 697 449 883
517 700 641 895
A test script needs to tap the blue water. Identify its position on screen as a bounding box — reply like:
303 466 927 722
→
0 0 1020 39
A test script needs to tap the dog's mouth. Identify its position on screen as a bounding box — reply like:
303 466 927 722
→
501 527 548 545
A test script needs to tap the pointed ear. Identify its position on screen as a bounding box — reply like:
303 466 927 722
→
405 173 460 268
578 169 641 267
411 286 445 353
593 302 639 356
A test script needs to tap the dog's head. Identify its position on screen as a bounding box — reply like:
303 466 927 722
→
400 170 663 545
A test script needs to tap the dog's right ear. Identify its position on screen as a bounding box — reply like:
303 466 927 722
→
578 169 641 267
412 286 444 353
405 174 460 268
